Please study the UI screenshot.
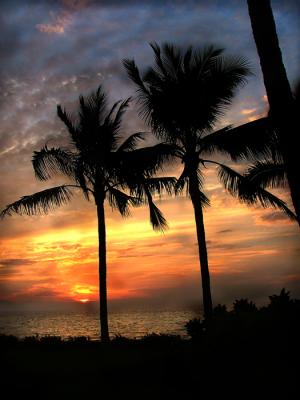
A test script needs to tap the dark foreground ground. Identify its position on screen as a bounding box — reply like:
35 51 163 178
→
1 332 299 399
1 291 300 399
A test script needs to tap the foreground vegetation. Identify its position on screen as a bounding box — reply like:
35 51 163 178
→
2 289 299 399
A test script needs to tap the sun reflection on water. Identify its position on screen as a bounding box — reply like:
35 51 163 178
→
0 309 199 339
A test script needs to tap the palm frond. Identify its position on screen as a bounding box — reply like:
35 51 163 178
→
175 166 189 194
149 42 168 77
217 163 296 220
79 86 107 128
0 185 73 218
161 43 182 79
193 45 224 73
143 177 177 197
196 190 210 208
107 186 141 217
183 46 193 73
117 132 145 152
74 159 92 200
32 146 75 181
121 142 177 177
245 161 286 188
218 164 241 194
57 105 79 144
200 118 274 161
148 200 168 232
110 98 131 135
100 98 132 152
141 184 168 231
103 100 122 126
123 59 149 94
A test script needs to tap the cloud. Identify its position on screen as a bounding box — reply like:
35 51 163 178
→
217 229 233 234
241 108 257 115
0 258 35 267
260 211 293 223
36 1 91 35
36 12 72 34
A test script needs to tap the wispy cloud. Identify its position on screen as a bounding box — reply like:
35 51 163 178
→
36 0 90 34
36 12 72 34
241 108 257 115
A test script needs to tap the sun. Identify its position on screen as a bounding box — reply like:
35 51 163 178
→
79 299 89 303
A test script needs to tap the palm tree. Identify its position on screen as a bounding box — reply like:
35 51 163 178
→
124 43 296 319
0 85 175 342
244 81 300 206
247 0 300 224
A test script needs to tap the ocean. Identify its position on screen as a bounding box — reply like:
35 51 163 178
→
0 309 198 339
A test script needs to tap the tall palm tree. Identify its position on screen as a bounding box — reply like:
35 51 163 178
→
124 43 296 319
0 85 175 342
247 0 300 225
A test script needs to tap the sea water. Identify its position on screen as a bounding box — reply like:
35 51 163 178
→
0 308 199 339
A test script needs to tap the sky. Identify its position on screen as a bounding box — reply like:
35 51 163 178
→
0 0 299 311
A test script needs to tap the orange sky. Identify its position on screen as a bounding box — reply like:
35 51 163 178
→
1 163 299 308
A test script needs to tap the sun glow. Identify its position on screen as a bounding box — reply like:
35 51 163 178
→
79 299 89 303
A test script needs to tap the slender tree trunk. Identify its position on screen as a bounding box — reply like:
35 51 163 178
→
189 172 213 319
247 0 300 226
96 199 110 342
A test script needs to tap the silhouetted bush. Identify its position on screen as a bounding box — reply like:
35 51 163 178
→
0 334 19 346
185 318 206 341
140 332 181 345
111 334 134 344
185 289 300 342
268 288 292 311
233 298 258 314
23 335 40 344
39 335 63 345
213 304 228 316
66 336 91 344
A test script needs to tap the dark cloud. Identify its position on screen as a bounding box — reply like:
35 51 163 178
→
260 211 292 222
0 258 35 268
217 229 233 234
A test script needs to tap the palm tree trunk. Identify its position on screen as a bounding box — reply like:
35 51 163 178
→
96 199 110 342
247 0 300 226
189 172 213 319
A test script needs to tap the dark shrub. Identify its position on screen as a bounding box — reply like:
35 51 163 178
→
0 334 19 346
233 299 257 314
140 333 181 345
213 304 228 316
185 318 206 340
111 334 134 344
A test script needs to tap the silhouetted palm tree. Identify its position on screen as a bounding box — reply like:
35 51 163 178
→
124 43 295 319
244 81 300 206
247 0 300 225
0 86 175 342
